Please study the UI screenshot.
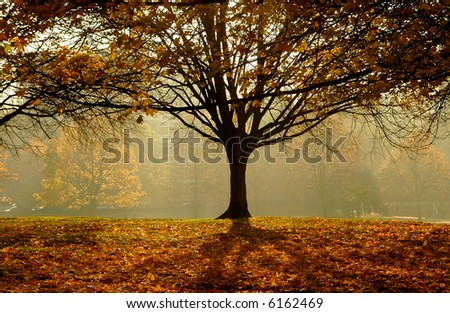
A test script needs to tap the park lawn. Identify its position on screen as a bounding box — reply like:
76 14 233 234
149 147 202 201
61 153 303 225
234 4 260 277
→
0 217 448 292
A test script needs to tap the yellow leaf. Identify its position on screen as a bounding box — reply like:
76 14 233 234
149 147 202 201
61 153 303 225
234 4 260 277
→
31 98 41 106
296 42 308 53
15 41 24 53
251 100 262 108
146 272 156 281
4 43 12 54
278 42 292 52
145 107 157 116
15 89 26 97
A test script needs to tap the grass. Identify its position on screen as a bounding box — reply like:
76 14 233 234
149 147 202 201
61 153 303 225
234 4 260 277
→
0 216 449 292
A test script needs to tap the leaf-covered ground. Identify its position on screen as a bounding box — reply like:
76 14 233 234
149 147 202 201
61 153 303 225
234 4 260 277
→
0 217 449 292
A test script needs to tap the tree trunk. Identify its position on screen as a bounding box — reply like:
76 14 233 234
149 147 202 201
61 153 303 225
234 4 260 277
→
217 145 252 219
416 196 422 222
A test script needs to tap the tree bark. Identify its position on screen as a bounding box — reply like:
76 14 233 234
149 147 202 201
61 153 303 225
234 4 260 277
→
217 143 252 219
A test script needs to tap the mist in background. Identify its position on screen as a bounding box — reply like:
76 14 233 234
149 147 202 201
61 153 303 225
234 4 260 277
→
1 116 449 222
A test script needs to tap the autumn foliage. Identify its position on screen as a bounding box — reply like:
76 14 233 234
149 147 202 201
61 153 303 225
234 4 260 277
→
1 217 448 292
2 0 450 218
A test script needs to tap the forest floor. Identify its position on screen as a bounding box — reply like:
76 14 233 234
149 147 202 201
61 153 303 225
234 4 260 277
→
0 217 449 292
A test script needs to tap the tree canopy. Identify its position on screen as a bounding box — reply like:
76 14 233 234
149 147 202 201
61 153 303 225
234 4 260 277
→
1 0 449 217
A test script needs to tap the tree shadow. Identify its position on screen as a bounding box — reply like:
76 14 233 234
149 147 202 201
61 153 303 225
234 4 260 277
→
120 218 326 292
182 218 324 292
123 218 450 293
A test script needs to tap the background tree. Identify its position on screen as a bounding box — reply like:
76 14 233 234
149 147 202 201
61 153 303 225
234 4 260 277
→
1 0 449 218
307 159 385 219
378 145 450 221
290 121 385 218
0 147 18 206
34 126 144 214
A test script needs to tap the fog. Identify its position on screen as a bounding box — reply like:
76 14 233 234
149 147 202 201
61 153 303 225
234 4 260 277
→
1 117 449 222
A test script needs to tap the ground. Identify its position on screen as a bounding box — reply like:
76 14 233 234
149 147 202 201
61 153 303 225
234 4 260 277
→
0 217 449 292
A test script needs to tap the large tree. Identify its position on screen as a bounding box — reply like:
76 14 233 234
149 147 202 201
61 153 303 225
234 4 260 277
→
1 0 449 218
